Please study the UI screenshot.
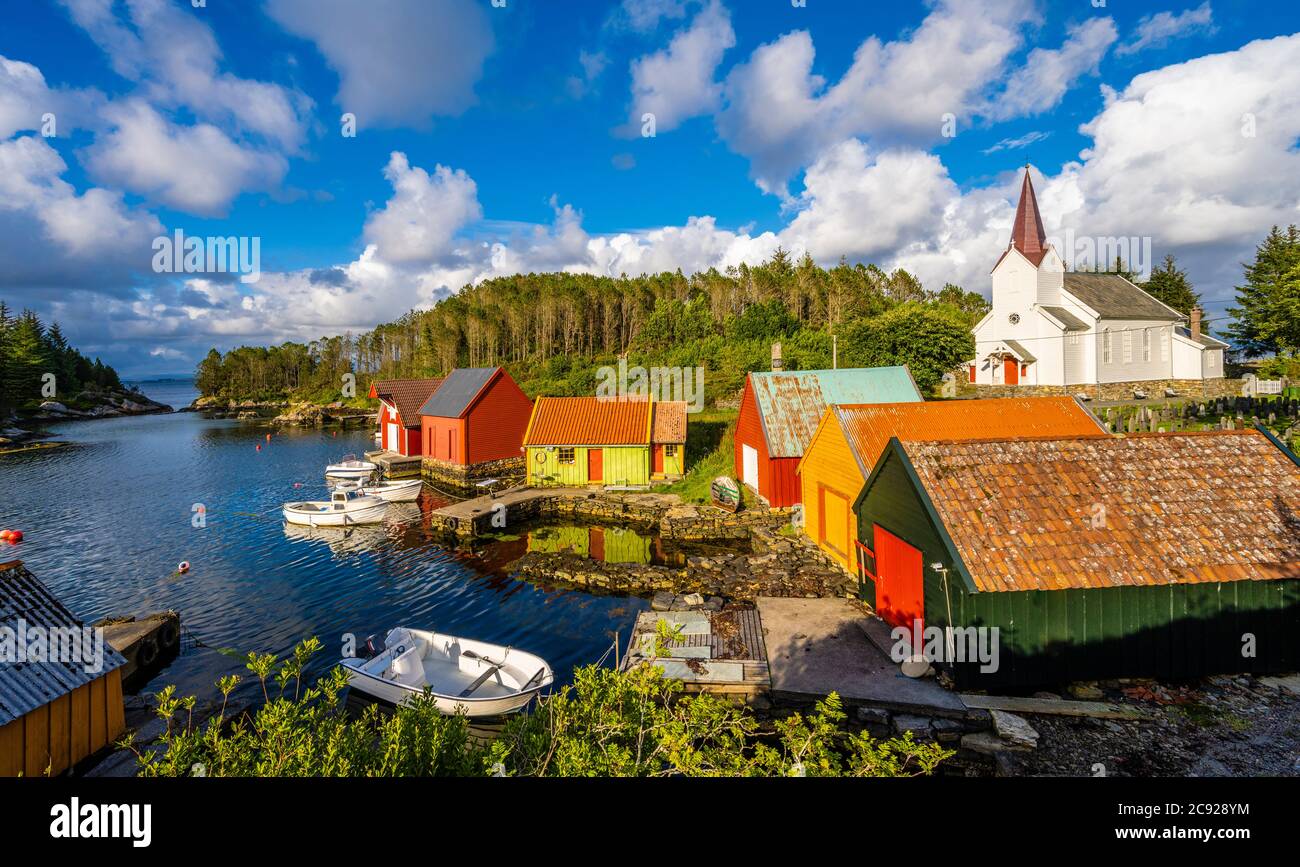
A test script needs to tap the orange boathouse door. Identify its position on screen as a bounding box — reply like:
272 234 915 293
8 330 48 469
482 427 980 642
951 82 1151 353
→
1003 356 1019 385
873 525 924 640
652 445 665 474
587 448 604 483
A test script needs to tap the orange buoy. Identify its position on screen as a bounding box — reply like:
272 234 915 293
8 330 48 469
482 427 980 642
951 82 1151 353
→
177 561 190 574
265 433 271 441
0 530 11 542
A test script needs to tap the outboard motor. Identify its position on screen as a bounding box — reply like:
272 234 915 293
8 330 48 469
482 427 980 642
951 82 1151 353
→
362 634 386 659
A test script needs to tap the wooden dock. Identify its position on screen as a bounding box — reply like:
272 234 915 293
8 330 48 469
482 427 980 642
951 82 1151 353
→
364 449 424 479
621 608 770 700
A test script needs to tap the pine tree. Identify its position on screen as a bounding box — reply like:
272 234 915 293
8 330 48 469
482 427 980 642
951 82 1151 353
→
0 301 11 408
2 310 50 405
1225 225 1300 357
1141 254 1201 317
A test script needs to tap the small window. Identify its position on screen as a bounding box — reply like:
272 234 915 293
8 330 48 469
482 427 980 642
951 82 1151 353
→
1122 330 1132 363
664 444 678 457
1142 328 1152 362
1161 329 1170 362
558 447 575 464
1103 330 1112 364
1208 352 1217 368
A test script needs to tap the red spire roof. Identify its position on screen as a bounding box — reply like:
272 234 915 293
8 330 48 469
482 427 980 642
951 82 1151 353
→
1009 167 1049 266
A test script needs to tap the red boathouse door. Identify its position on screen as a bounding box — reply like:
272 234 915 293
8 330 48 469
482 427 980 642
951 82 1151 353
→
1003 356 1019 385
873 525 924 639
653 445 665 474
587 448 604 483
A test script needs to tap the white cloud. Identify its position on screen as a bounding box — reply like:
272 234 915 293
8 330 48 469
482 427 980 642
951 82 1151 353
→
59 0 310 150
985 17 1118 120
362 152 483 265
82 101 287 216
716 0 1035 194
983 130 1052 155
624 0 735 134
0 135 161 286
265 0 493 128
1117 2 1216 57
616 0 691 33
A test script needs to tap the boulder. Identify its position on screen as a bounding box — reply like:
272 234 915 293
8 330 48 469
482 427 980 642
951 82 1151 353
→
990 710 1039 748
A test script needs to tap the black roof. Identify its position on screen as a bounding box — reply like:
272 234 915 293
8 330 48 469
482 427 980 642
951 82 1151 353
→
1 562 127 725
1063 273 1182 321
1039 305 1090 331
418 367 498 418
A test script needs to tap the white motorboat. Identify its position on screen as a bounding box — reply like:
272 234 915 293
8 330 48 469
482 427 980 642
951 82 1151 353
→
334 478 423 502
324 454 377 481
283 489 389 526
341 627 553 717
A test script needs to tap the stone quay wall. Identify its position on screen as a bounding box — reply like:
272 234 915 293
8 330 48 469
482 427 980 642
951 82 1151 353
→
422 456 525 496
974 377 1241 401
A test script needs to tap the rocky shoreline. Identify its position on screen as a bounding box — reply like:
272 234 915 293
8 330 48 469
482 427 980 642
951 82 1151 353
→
186 396 375 427
1 388 172 448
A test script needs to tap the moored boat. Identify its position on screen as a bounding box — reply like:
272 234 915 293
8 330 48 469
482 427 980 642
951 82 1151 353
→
335 478 423 502
341 627 553 717
325 454 377 481
283 489 388 526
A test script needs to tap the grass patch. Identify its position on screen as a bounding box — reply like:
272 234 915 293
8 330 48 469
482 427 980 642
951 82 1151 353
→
652 408 759 507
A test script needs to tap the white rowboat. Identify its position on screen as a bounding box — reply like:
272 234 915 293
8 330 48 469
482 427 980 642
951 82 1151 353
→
283 489 389 526
334 478 423 502
341 627 553 717
325 454 377 481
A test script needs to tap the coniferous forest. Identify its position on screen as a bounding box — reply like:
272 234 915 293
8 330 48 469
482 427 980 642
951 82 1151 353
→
0 302 124 411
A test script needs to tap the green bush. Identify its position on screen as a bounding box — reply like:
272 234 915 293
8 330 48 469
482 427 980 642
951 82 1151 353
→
130 639 952 778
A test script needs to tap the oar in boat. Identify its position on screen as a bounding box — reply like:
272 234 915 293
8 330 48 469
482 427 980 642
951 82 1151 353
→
459 649 507 697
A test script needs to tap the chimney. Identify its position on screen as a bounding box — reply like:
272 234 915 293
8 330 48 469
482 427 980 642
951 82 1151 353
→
1190 306 1202 339
771 342 784 372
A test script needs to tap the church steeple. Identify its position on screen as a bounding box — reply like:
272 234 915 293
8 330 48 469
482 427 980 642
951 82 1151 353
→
1009 166 1048 266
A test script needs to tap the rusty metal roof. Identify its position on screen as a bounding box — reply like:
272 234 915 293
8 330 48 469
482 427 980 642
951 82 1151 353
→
524 397 651 446
1 561 127 726
652 401 687 443
751 367 921 458
831 397 1106 478
900 431 1300 593
370 378 444 427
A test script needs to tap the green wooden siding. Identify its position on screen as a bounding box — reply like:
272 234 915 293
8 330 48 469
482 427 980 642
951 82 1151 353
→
856 444 1300 688
659 445 685 477
527 445 649 486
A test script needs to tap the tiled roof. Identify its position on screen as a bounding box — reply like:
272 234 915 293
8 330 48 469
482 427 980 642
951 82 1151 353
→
1 561 127 725
1063 273 1181 321
832 397 1105 478
900 431 1300 593
652 401 687 443
418 367 498 418
750 367 921 458
524 397 651 446
371 378 444 427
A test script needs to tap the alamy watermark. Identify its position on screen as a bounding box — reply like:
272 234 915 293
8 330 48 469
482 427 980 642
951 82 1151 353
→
890 620 1001 674
1046 229 1153 280
596 359 704 412
0 621 107 674
152 229 261 284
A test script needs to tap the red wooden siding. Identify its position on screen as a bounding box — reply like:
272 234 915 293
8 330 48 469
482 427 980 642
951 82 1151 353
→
734 380 801 507
422 416 466 464
421 369 532 467
377 402 425 457
464 370 533 465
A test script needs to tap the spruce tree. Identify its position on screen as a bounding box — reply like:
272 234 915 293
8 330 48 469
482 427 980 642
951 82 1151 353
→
1226 225 1300 357
1142 254 1201 317
3 311 50 405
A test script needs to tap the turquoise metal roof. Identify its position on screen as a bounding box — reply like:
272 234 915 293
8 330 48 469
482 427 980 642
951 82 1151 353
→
750 367 922 458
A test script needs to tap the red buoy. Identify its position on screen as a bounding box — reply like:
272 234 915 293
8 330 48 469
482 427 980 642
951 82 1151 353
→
9 531 21 543
256 444 262 451
265 433 272 442
177 561 190 574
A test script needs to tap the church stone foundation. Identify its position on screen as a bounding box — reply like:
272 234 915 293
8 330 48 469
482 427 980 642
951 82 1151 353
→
974 378 1241 402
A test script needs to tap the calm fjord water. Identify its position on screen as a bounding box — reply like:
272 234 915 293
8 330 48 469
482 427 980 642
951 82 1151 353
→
0 388 645 702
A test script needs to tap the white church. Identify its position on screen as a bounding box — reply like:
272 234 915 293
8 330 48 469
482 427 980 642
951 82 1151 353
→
969 169 1226 389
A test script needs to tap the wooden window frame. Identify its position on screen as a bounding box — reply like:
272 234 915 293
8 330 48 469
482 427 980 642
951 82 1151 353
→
558 447 576 465
664 444 678 457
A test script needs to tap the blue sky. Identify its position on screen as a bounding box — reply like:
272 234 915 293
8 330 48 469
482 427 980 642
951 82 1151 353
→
0 0 1297 376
